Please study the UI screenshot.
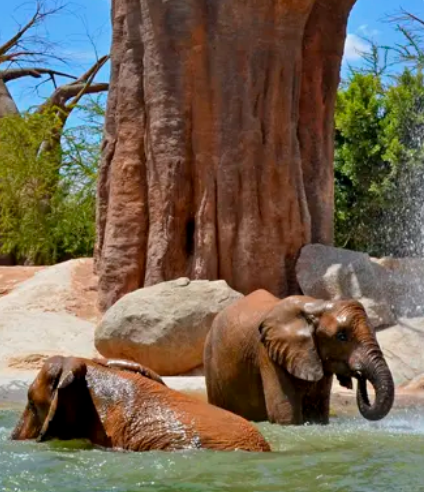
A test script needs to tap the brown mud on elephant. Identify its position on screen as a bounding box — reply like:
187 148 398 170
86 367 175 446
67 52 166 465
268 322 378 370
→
204 290 395 425
11 356 270 452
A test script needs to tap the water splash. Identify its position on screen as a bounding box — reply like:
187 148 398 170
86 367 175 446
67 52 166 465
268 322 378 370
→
2 408 424 491
85 368 202 450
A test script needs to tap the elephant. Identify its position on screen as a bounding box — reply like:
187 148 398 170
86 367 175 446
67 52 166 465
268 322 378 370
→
204 290 395 425
11 356 270 452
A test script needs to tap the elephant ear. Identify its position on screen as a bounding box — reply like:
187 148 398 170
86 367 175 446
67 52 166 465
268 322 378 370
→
259 297 330 382
37 358 88 442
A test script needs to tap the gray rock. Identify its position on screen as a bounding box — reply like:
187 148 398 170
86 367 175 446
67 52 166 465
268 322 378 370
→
371 257 424 318
296 244 396 328
95 278 243 376
377 317 424 385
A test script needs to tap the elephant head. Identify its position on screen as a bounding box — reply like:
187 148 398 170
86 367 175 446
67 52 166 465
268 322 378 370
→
11 356 105 443
258 296 394 421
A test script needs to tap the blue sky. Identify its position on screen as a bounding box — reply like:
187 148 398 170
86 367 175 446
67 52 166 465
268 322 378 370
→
1 0 423 120
1 0 111 115
344 0 424 72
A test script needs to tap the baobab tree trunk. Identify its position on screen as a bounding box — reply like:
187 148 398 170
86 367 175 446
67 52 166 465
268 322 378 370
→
95 0 356 312
0 80 19 118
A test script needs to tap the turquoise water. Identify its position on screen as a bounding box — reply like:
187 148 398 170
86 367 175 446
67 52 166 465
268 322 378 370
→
1 408 424 492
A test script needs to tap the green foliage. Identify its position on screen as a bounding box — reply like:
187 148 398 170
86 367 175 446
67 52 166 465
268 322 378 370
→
334 69 424 256
378 70 424 255
0 99 103 264
335 73 390 253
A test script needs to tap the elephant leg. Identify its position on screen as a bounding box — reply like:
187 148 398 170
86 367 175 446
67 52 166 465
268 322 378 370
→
302 376 333 425
259 349 303 425
92 358 166 386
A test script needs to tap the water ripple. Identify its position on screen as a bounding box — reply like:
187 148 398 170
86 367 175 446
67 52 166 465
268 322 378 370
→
1 409 424 492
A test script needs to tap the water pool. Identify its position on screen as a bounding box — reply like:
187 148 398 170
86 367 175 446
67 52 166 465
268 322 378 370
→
1 408 424 492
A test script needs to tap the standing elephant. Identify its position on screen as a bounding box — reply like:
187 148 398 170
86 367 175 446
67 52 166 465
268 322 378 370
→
204 290 395 425
11 356 270 452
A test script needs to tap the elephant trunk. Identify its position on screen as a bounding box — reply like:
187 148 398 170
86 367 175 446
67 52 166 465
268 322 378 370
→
353 346 395 421
10 407 32 440
10 419 23 440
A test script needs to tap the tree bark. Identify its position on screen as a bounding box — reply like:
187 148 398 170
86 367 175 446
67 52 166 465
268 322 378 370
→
0 80 19 118
299 0 356 245
95 0 356 312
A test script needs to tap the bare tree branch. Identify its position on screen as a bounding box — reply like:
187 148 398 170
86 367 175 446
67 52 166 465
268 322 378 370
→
0 51 46 63
0 67 76 83
0 1 67 68
75 55 109 84
0 3 109 162
390 8 424 29
0 4 42 57
383 9 424 69
33 56 109 159
38 55 109 114
42 82 109 112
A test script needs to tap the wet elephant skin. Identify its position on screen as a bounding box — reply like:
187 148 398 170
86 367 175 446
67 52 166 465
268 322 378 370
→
11 356 270 452
204 290 395 425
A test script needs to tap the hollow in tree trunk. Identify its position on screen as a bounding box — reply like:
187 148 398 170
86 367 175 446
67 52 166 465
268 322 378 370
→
95 0 357 312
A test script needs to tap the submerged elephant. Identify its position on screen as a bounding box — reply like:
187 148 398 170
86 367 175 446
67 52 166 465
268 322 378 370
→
204 290 395 425
11 356 270 452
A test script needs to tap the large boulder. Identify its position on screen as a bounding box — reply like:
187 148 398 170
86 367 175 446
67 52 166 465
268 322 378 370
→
296 244 396 328
377 317 424 385
95 278 243 376
372 257 424 318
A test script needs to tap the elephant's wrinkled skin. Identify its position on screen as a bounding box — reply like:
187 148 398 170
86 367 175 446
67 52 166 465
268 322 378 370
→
204 290 395 425
11 356 270 452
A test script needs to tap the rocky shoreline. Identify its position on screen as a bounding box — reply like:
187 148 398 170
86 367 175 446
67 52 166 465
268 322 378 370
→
2 254 424 419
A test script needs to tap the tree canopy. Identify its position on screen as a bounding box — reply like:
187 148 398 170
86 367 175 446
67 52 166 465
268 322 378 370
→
0 1 108 264
335 68 424 256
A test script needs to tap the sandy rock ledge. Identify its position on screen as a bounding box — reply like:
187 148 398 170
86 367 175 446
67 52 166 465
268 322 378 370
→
0 259 99 372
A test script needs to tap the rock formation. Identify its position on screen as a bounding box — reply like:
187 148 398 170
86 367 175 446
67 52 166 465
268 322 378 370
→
95 278 243 375
296 244 396 328
96 0 357 312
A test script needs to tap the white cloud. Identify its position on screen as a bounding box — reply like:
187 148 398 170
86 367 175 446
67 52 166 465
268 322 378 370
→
61 49 99 63
358 24 380 37
343 33 369 62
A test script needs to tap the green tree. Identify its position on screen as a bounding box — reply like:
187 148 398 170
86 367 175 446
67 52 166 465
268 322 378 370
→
0 1 109 265
334 73 393 253
378 70 424 256
0 97 104 264
334 68 424 256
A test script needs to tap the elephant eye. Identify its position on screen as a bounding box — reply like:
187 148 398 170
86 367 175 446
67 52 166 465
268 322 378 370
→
27 398 37 414
336 330 349 342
